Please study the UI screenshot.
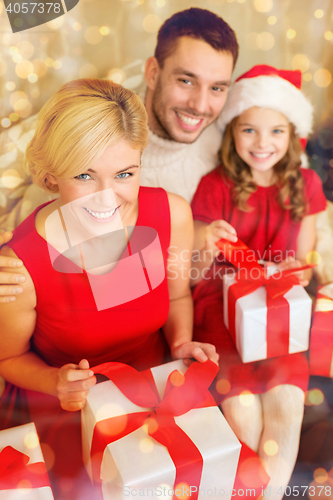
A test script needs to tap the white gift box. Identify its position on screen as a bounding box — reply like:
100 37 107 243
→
0 422 54 500
223 272 312 363
82 360 241 500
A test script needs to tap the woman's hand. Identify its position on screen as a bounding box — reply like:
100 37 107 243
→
205 220 237 257
57 359 96 411
171 342 219 366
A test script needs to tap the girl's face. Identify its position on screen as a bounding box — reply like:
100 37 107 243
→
233 107 290 185
46 139 141 237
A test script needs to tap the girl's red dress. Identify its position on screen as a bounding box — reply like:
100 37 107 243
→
191 167 327 404
1 186 269 499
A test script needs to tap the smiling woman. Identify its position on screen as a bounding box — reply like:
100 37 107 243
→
0 78 218 500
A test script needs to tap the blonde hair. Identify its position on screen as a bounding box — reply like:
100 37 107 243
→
219 117 306 222
26 79 149 193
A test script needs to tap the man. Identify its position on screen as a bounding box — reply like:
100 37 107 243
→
0 7 238 301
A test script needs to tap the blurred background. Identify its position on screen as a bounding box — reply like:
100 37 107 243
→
0 0 333 127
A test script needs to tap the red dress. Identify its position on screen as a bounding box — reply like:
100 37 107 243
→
2 187 171 499
1 186 269 499
191 167 327 404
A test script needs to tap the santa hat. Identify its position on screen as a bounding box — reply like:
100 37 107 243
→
218 65 313 142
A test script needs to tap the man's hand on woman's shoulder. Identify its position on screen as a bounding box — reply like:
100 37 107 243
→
0 232 26 303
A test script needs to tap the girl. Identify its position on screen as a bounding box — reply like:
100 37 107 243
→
191 65 327 500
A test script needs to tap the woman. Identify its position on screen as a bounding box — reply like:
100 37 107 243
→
0 79 217 499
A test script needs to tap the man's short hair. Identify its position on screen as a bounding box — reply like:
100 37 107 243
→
155 8 239 68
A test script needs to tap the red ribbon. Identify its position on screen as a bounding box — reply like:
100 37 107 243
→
216 238 315 359
310 290 333 377
90 361 218 500
0 446 50 490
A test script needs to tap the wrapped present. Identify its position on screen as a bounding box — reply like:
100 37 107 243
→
217 238 312 363
0 422 54 500
309 284 333 377
82 360 241 500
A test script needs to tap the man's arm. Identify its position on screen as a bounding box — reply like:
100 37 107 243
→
0 232 26 302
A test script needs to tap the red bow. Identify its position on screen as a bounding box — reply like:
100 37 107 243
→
0 446 50 490
217 238 314 358
90 361 218 500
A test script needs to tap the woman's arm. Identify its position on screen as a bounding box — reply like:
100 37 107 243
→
191 219 237 286
0 245 95 410
163 194 218 364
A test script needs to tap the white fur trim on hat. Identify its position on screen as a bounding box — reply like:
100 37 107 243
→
218 75 313 138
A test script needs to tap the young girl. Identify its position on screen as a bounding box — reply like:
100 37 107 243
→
191 65 327 500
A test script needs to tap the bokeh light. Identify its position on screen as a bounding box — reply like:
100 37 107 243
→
216 378 231 394
32 59 47 77
95 403 126 422
5 81 16 91
106 68 126 84
306 250 321 265
18 480 32 490
292 54 310 73
175 483 190 499
85 26 103 44
314 468 328 483
303 72 312 82
286 29 296 39
100 26 110 35
139 437 154 453
28 73 38 83
1 118 11 129
24 431 39 449
253 0 273 12
9 113 19 122
73 22 82 31
156 0 165 6
46 17 64 30
314 69 332 88
1 169 23 188
315 298 333 313
17 41 34 60
314 9 324 19
307 389 324 406
53 60 62 69
263 440 279 456
257 32 275 50
45 58 54 67
169 370 185 387
143 14 161 33
31 88 40 99
12 54 22 63
239 390 254 406
267 16 277 25
324 31 333 41
40 443 55 471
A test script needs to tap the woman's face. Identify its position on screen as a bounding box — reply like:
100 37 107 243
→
47 139 141 238
233 107 290 185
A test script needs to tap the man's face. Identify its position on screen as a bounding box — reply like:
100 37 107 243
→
148 36 234 144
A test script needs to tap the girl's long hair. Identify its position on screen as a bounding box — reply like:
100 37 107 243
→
220 117 306 222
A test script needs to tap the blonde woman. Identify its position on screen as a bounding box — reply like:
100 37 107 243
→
0 79 217 498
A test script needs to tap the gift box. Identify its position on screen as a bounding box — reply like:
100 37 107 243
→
309 284 333 377
217 238 312 364
0 422 54 500
82 360 241 500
